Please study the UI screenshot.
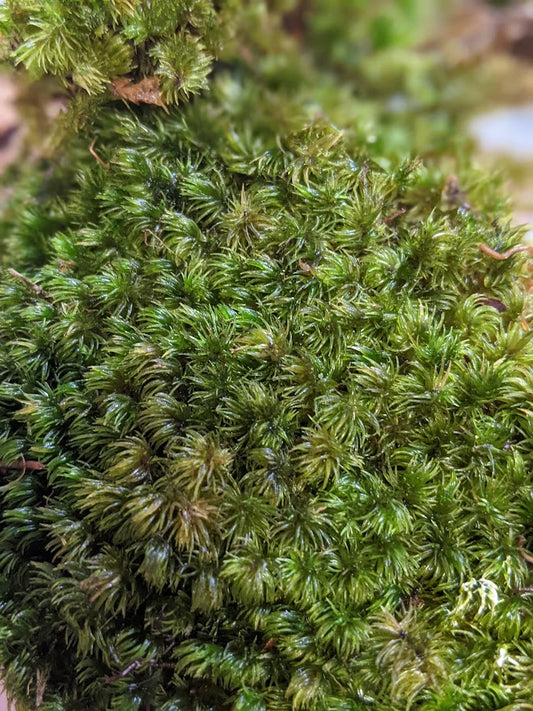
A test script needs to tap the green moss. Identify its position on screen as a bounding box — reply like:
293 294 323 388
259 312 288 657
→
0 2 532 711
0 0 232 99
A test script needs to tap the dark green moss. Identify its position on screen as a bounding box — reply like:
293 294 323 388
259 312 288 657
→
1 2 532 711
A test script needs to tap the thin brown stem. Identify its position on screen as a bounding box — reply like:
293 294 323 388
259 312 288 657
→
382 207 407 224
89 138 110 170
105 659 144 684
105 642 176 684
478 242 533 261
7 269 54 303
0 459 46 474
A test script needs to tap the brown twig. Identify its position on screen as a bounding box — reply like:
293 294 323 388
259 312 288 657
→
7 269 54 303
143 228 165 248
7 269 54 304
0 459 46 474
382 207 407 224
230 344 251 354
89 138 110 170
105 659 144 684
478 243 533 261
105 643 176 684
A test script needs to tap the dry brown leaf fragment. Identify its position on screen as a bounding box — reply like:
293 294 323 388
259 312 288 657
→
480 296 506 313
110 76 166 108
298 258 315 274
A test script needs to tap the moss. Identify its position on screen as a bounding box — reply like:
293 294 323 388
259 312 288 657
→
0 2 533 710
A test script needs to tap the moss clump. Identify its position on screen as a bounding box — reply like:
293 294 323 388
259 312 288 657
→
0 0 234 99
1 2 533 711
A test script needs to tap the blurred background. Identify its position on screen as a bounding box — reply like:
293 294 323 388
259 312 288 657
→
1 0 533 708
2 0 533 223
2 0 533 231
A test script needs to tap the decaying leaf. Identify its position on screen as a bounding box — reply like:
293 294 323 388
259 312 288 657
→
110 76 166 108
